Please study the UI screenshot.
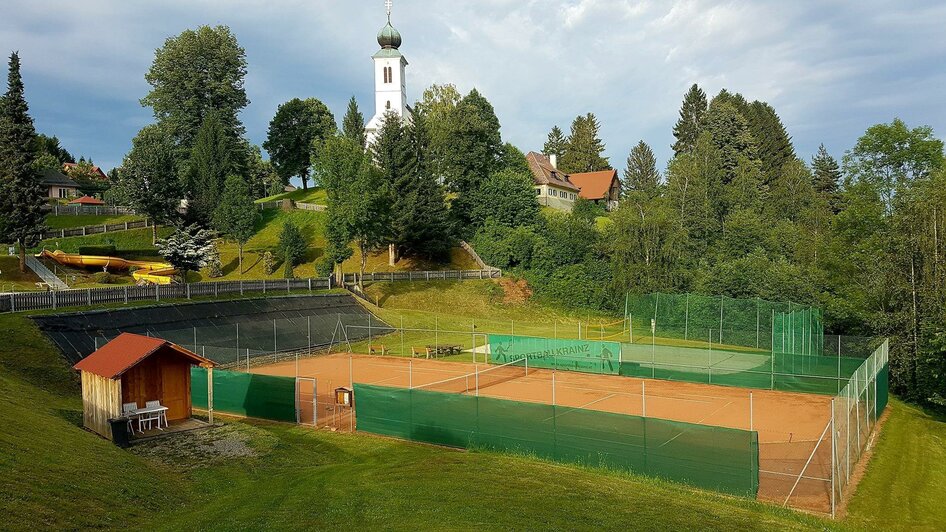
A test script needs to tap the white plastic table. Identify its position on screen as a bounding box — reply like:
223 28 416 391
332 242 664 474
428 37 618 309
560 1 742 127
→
131 405 169 432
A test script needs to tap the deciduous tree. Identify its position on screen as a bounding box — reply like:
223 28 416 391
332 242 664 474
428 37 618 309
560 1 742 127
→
263 97 336 190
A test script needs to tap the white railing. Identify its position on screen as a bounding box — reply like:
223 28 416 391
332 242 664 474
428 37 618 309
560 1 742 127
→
342 269 502 283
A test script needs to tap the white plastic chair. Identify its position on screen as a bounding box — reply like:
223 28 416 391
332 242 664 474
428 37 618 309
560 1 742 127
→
146 400 167 429
122 402 139 434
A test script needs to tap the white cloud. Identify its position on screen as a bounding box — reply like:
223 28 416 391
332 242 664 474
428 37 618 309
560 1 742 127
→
0 0 943 171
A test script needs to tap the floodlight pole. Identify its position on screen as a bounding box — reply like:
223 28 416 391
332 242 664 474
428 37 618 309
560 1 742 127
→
236 323 240 370
551 370 556 405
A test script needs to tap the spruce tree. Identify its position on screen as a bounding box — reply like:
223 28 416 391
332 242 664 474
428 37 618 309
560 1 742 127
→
213 174 258 273
746 101 795 184
188 111 236 224
402 109 452 258
560 113 609 174
704 100 757 184
370 111 412 258
278 219 307 278
543 125 567 160
811 143 841 212
623 141 660 200
0 53 46 272
671 84 707 156
342 96 366 149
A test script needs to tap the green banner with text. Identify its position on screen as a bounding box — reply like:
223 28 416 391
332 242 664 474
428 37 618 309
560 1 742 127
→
487 334 621 375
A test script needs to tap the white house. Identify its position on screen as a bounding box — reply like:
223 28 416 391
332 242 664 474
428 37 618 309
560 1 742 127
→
527 152 580 211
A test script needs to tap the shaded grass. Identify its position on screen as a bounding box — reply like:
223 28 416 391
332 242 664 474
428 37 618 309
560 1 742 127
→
846 399 946 529
44 214 143 230
0 255 42 291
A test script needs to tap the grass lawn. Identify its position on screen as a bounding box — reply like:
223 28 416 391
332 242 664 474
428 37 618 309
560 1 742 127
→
0 255 43 291
44 214 143 230
0 311 833 530
846 399 946 529
194 208 478 282
32 226 172 260
256 187 328 205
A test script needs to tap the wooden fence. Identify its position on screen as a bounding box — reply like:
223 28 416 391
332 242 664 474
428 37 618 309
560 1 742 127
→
0 268 501 313
42 219 152 240
0 278 331 313
44 205 136 216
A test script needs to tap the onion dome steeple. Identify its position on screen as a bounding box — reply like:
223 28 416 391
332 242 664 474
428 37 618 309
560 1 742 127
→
377 0 401 49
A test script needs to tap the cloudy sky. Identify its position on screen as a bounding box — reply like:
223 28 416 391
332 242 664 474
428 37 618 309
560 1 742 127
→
2 0 944 174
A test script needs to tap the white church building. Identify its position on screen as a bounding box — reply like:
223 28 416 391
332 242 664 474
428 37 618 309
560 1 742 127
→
365 2 409 146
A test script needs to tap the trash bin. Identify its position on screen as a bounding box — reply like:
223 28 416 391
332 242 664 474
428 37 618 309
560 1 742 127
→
108 417 131 448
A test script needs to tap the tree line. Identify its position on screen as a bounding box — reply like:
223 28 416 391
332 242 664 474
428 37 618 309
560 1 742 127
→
476 82 944 406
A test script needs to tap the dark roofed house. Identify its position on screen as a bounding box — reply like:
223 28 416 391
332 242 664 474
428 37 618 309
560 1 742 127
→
39 168 80 200
570 169 621 211
526 152 580 211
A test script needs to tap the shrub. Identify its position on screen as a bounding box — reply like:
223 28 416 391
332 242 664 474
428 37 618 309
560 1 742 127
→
263 251 275 275
78 245 117 256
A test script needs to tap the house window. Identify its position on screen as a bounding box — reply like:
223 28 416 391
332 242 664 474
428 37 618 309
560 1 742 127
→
535 188 541 196
386 100 391 109
58 188 68 198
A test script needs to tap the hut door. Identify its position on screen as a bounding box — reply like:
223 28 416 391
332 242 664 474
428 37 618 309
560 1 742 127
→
295 378 317 425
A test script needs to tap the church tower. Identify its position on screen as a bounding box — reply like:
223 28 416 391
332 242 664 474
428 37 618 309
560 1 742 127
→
365 0 408 146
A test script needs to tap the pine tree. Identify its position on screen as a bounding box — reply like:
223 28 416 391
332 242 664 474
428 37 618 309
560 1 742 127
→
213 174 258 273
811 143 841 212
342 96 366 149
188 111 236 224
559 113 609 174
543 125 567 160
671 84 708 156
0 53 46 272
623 141 660 200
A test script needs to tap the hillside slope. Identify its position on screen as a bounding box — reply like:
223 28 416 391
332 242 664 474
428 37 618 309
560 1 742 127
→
0 310 834 530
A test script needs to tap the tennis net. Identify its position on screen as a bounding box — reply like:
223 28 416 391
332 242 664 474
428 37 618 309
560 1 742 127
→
415 358 528 395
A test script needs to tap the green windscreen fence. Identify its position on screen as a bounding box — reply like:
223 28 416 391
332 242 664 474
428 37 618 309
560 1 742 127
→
618 342 867 395
191 367 296 422
355 384 759 497
488 334 621 375
624 292 823 355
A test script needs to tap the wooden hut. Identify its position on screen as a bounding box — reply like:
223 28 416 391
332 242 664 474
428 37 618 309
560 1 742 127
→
73 332 215 440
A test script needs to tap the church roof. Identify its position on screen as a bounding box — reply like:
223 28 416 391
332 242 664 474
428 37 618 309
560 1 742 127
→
526 152 580 192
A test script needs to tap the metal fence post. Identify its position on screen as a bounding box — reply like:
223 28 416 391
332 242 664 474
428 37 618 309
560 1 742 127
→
830 398 836 519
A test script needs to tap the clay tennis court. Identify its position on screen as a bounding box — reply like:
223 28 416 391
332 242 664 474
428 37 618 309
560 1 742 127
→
252 353 835 512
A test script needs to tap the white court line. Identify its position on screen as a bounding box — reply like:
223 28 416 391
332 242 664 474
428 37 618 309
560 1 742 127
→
654 400 734 449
